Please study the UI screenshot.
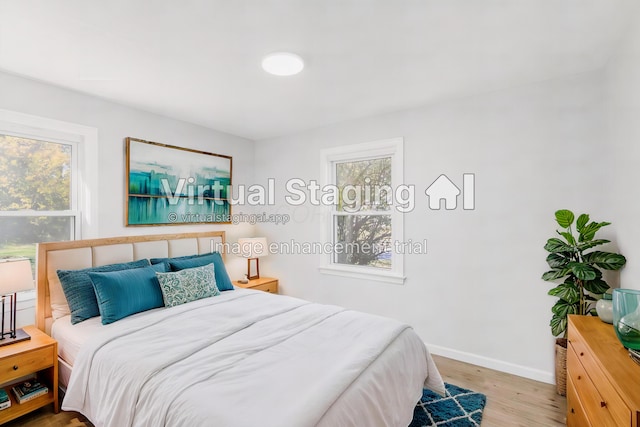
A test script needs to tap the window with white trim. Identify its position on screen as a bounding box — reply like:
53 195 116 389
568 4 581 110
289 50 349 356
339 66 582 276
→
0 110 98 275
320 138 405 284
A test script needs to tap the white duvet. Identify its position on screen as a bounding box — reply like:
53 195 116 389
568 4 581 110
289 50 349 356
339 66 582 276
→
62 289 444 427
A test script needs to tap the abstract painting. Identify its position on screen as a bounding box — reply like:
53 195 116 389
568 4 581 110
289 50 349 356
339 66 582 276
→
126 137 232 226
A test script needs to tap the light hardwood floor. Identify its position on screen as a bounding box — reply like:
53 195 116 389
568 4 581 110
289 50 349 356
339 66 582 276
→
433 355 567 426
3 355 566 426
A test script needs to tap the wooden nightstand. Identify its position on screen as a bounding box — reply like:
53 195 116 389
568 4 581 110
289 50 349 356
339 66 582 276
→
0 325 58 424
233 277 278 294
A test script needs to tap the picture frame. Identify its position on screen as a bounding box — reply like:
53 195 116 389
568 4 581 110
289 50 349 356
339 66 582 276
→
125 137 232 226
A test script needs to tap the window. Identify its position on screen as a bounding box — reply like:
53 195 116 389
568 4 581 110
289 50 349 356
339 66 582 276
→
0 135 78 268
0 110 98 275
320 138 405 284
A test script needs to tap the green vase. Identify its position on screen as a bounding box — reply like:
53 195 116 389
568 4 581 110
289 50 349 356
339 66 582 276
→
613 288 640 350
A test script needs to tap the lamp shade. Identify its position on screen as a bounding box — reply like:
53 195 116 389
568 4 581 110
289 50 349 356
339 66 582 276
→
237 237 269 258
0 259 34 294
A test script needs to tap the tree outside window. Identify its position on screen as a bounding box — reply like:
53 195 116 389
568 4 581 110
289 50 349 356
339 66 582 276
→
0 135 77 272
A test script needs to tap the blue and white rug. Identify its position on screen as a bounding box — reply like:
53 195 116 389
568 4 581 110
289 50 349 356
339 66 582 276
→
410 383 487 427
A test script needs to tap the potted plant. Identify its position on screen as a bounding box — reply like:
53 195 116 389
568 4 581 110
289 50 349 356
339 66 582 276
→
542 209 626 395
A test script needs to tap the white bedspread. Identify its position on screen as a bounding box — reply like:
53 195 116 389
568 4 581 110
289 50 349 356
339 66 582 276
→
62 289 444 427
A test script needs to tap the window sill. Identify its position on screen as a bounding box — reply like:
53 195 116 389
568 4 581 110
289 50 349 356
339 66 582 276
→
318 265 405 285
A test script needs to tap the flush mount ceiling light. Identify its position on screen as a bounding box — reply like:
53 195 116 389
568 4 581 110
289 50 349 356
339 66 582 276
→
261 52 304 76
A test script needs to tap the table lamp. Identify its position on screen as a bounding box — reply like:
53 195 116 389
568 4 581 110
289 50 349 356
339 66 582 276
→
0 258 34 346
237 237 268 280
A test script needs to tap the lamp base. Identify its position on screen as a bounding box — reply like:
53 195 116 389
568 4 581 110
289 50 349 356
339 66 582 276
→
0 328 31 347
247 258 260 280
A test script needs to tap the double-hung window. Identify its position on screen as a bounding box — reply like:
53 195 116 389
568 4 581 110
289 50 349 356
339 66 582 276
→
320 138 405 284
0 110 98 273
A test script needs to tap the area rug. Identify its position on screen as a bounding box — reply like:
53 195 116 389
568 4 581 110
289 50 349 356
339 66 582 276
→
410 383 487 427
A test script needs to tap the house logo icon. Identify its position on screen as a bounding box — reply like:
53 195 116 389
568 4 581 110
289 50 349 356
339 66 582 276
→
425 174 475 210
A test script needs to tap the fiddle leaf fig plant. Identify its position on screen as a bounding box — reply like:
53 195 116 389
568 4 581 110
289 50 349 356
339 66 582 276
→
542 210 626 338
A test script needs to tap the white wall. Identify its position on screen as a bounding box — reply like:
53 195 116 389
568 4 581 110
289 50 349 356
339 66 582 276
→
254 71 613 383
0 71 257 328
605 12 640 291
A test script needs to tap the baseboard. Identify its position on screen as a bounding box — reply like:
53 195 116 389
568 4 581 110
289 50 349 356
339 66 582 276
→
425 342 555 385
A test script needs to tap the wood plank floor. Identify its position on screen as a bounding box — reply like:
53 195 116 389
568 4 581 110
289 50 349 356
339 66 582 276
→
432 355 566 426
3 355 566 426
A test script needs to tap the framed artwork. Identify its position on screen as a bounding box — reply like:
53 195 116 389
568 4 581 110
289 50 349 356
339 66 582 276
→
125 137 232 226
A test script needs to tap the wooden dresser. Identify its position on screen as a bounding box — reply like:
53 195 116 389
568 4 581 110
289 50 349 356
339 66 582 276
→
567 315 640 426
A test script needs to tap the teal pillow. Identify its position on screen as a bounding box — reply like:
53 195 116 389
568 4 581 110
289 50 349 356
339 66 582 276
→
151 253 233 291
57 259 150 324
155 263 220 307
88 263 167 325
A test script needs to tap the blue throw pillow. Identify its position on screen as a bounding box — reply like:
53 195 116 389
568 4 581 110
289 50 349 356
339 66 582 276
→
57 259 150 324
88 263 167 325
151 252 233 291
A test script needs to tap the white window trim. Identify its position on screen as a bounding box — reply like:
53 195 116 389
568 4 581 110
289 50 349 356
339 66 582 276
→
0 109 99 239
319 137 405 285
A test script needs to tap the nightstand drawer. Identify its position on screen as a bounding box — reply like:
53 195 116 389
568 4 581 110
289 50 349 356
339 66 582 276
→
0 346 54 383
252 282 277 293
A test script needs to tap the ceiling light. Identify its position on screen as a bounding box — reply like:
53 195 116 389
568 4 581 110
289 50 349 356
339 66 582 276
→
261 52 304 76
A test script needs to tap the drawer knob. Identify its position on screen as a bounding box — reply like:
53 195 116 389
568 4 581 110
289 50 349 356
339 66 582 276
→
601 401 606 408
580 352 584 356
571 408 575 414
12 365 18 370
577 375 581 380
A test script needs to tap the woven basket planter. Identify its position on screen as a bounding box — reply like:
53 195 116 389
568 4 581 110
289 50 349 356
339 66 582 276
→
555 338 567 396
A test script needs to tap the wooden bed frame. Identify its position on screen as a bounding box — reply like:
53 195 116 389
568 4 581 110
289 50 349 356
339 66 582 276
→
35 231 226 334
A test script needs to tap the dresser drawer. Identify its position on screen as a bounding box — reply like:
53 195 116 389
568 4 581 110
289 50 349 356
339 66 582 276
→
567 376 592 427
568 344 630 426
0 346 54 383
252 282 277 293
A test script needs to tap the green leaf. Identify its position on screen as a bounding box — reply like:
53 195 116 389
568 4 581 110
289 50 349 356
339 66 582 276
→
582 278 610 295
576 239 610 252
555 210 575 228
558 231 576 245
550 301 579 337
552 299 579 317
547 283 580 304
544 238 573 253
568 262 597 280
542 268 570 281
546 253 569 269
576 214 589 232
583 251 627 270
579 221 611 242
550 314 567 337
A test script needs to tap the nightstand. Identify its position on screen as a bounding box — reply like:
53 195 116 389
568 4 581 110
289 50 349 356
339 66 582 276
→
0 325 58 424
233 277 278 294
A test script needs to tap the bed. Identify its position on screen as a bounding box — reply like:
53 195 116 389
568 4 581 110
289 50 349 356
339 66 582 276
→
36 231 444 427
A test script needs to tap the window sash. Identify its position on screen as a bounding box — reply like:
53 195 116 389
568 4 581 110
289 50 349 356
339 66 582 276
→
320 137 405 284
0 109 99 240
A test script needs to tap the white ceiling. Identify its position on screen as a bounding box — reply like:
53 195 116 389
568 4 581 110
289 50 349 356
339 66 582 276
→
0 1 637 140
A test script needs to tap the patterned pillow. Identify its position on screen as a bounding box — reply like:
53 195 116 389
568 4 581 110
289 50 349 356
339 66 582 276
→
151 252 233 291
155 263 220 307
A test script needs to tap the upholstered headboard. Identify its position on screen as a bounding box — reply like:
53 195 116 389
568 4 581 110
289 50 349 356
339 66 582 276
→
36 231 225 335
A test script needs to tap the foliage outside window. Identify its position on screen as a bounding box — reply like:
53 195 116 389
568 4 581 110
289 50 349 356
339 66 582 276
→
321 138 405 284
0 134 79 272
333 157 392 269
